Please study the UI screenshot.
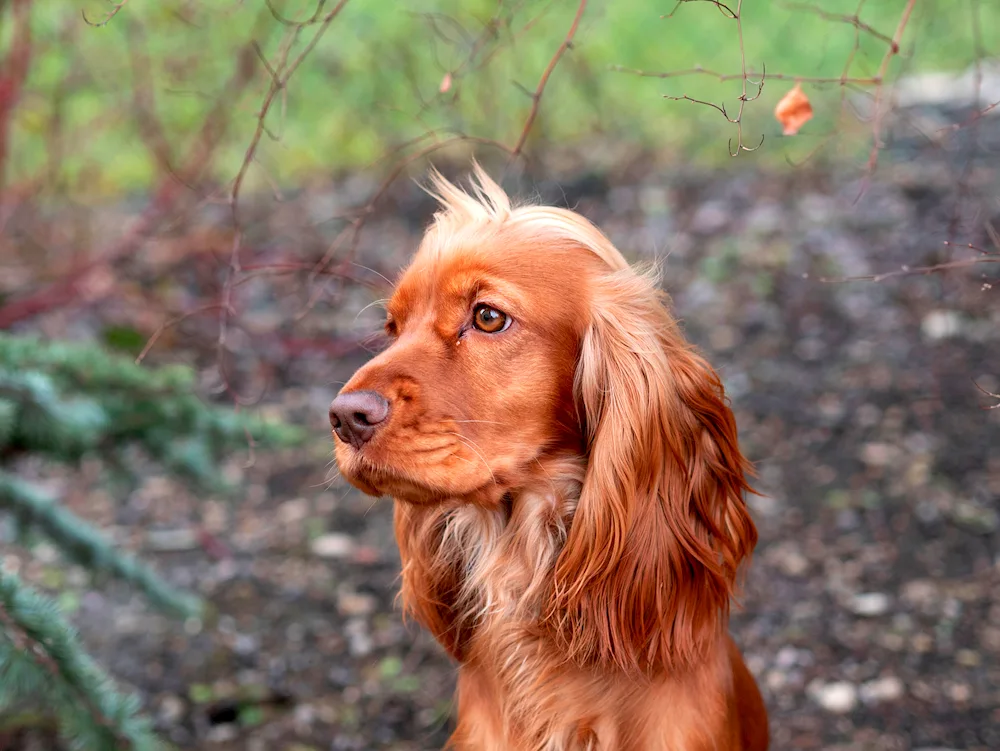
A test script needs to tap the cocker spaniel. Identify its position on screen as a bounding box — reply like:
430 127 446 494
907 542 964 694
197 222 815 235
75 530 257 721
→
330 165 768 751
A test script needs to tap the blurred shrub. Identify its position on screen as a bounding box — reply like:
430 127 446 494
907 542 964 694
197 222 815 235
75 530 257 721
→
0 333 304 748
5 0 994 198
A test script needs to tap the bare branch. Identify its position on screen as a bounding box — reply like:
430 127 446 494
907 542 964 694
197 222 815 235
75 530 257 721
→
860 0 917 183
134 304 233 365
126 19 180 181
215 0 352 404
973 379 1000 410
302 134 516 316
653 0 765 156
938 98 1000 135
510 0 587 159
819 257 999 284
776 2 894 46
82 0 130 27
0 0 33 196
664 0 737 20
263 0 327 27
943 241 993 257
0 42 263 329
611 64 880 87
664 93 730 119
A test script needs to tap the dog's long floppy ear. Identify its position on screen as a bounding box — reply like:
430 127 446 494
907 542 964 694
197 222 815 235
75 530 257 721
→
549 265 757 674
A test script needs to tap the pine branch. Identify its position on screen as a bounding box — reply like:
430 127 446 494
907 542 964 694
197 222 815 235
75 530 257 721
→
0 333 308 745
0 370 108 460
0 472 201 618
0 571 164 751
0 334 305 475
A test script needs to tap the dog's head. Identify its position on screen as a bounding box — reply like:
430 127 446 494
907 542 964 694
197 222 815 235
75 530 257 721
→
331 165 610 505
331 165 756 671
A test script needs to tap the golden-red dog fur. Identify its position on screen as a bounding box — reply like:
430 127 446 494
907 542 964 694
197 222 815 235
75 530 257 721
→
331 165 769 750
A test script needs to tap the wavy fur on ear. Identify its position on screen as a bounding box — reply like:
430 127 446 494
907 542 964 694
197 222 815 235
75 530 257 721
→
549 264 757 675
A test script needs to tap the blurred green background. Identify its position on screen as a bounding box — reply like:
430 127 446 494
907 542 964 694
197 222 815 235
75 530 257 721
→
7 0 995 200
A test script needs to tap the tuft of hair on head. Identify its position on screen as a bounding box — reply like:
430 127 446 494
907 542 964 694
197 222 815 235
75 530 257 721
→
422 161 631 273
424 160 512 230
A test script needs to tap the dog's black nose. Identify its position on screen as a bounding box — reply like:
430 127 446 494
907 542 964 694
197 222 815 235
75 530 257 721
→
329 390 390 449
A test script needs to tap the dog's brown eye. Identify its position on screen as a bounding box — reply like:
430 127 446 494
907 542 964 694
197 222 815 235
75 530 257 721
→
473 305 510 334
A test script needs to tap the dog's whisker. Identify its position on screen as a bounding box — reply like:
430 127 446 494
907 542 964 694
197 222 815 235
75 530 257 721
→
349 261 394 287
443 431 497 486
314 472 342 491
446 450 475 467
353 297 390 322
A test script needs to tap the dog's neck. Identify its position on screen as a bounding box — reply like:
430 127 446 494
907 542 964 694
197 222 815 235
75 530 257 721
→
395 455 727 746
425 455 667 746
448 456 582 625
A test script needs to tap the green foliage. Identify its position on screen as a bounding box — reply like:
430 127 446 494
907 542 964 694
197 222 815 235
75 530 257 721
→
0 472 200 617
0 571 165 751
0 333 306 747
0 333 303 485
7 1 995 197
101 326 148 357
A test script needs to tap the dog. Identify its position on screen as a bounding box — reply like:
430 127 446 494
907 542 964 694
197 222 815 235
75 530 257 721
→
330 164 768 750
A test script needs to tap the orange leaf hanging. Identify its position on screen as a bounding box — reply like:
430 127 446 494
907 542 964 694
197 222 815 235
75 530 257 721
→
774 83 813 136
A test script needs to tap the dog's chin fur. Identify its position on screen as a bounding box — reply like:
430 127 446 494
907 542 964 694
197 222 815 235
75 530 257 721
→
336 444 509 508
330 164 769 751
335 454 434 503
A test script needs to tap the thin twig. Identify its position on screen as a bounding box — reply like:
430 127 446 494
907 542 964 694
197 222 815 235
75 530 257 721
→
509 0 587 158
0 0 33 196
652 0 764 156
777 1 894 46
611 64 880 87
943 241 992 257
944 0 984 242
302 134 515 316
860 0 917 185
973 379 1000 410
215 0 351 406
263 0 327 27
82 0 130 27
727 0 764 155
134 304 232 365
938 99 1000 134
664 0 737 20
0 43 261 329
819 256 999 284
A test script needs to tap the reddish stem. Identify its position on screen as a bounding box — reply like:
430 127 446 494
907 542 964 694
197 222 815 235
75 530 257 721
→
0 0 34 197
510 0 587 158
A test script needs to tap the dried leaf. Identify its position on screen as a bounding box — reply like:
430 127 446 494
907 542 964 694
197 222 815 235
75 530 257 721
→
439 72 453 94
774 83 813 136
